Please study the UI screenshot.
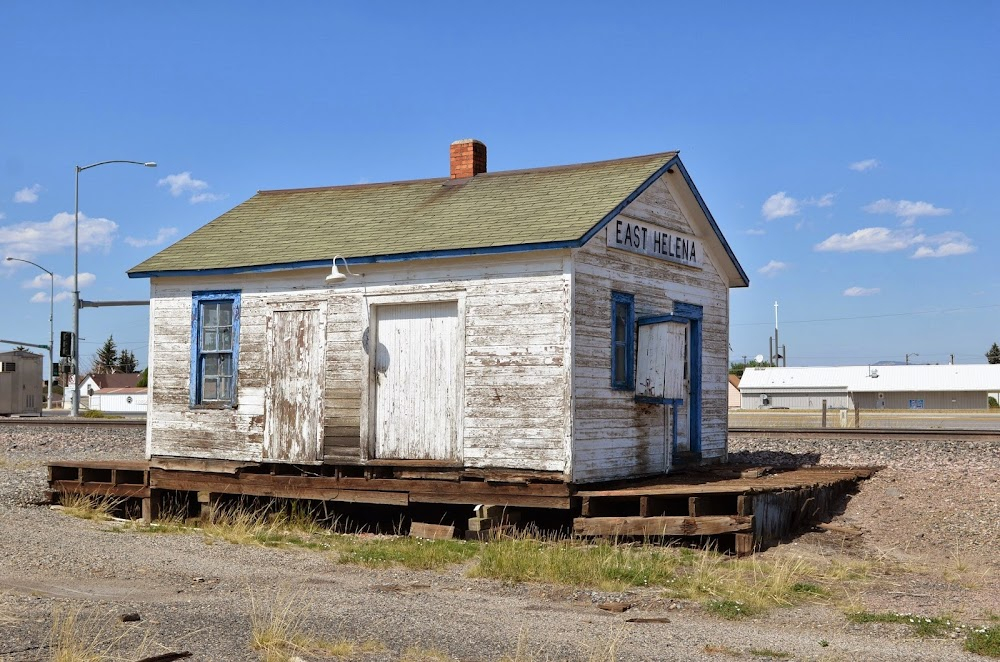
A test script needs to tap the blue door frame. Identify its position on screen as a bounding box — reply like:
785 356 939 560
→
635 302 703 454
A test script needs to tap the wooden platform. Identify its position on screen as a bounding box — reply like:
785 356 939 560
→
574 465 877 553
46 459 876 554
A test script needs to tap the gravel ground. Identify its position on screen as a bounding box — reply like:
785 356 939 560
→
0 422 996 661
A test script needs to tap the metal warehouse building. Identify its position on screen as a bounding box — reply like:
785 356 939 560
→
738 364 1000 410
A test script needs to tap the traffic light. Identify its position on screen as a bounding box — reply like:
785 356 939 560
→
59 331 73 358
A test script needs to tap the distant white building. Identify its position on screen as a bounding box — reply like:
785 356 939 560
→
739 364 1000 410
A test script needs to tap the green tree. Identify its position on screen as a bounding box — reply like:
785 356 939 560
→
729 359 775 378
136 367 148 388
117 349 138 373
91 335 118 374
987 343 1000 364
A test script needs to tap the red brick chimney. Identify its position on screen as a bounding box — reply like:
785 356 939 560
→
449 139 487 179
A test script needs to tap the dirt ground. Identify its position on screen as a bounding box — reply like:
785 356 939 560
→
0 423 996 661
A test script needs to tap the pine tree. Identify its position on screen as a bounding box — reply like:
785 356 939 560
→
117 349 138 374
92 335 118 374
987 343 1000 364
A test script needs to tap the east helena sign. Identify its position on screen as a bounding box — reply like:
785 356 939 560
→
607 218 702 269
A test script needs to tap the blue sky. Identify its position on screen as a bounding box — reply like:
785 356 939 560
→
2 2 997 378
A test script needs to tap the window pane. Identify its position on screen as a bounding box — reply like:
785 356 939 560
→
204 356 218 376
203 330 217 352
614 345 626 382
204 303 218 326
202 377 218 401
220 354 233 377
219 302 233 326
219 328 232 351
218 377 232 399
614 305 626 340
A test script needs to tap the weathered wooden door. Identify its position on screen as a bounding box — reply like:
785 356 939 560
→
264 306 325 463
374 301 460 461
636 320 689 469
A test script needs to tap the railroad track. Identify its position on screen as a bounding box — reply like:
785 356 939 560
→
730 427 1000 440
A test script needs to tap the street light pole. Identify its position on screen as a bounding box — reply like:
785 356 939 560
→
72 160 156 416
5 257 54 409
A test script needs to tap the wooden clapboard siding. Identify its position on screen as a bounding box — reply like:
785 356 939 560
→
148 254 574 473
326 254 572 472
571 175 730 483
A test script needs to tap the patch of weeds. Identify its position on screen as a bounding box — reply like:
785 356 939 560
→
818 640 829 647
703 643 742 656
790 582 826 597
335 535 477 570
705 598 759 620
749 648 791 659
965 624 1000 657
399 646 453 661
471 538 678 590
48 606 149 661
55 492 124 521
250 590 379 661
846 611 952 637
80 410 122 419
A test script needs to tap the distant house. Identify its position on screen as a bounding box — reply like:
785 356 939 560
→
728 374 741 409
89 387 148 414
739 365 1000 410
64 372 143 410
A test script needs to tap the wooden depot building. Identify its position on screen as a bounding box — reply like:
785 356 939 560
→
127 140 748 487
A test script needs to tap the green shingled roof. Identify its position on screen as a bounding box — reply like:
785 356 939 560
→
128 151 683 277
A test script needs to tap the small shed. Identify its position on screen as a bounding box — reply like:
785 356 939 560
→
739 365 1000 410
128 141 748 484
0 350 43 416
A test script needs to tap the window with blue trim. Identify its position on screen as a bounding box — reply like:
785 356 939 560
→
190 290 241 406
611 291 635 390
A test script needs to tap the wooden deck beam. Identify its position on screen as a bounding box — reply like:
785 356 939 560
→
573 515 752 537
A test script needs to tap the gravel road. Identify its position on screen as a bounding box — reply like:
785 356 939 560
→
0 423 996 661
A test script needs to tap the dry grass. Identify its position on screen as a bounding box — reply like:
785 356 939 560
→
249 589 384 661
54 492 124 522
47 605 149 662
399 646 454 661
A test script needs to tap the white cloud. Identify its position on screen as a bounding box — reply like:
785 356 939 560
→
843 286 880 297
863 198 951 226
911 232 976 258
125 227 178 248
761 192 800 220
31 291 76 303
762 191 835 220
815 227 922 253
815 227 976 258
13 184 42 204
158 172 208 197
745 228 766 236
758 260 788 276
158 172 224 204
23 271 96 290
189 192 227 204
849 159 879 172
54 291 73 303
813 193 835 207
0 212 117 257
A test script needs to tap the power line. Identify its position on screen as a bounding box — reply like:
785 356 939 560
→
732 303 1000 327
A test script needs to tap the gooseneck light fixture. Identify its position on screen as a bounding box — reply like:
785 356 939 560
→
72 160 156 416
326 255 358 283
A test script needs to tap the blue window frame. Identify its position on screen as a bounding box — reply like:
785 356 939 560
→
610 291 635 390
190 290 241 406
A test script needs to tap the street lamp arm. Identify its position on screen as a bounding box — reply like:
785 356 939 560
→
5 256 53 276
78 160 157 172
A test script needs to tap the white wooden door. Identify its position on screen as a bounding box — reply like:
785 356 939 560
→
636 321 689 466
374 301 460 461
264 307 325 463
